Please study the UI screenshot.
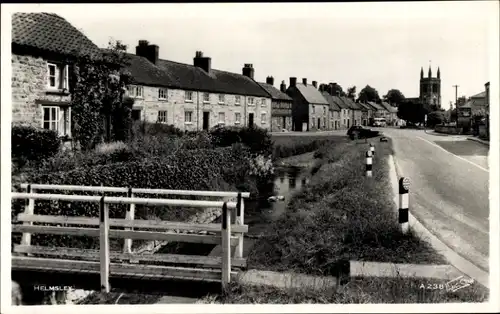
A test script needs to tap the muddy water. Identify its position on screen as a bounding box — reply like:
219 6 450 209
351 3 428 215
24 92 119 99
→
245 166 311 237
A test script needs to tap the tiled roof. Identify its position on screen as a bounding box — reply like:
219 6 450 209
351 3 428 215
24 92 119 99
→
113 51 271 97
332 95 350 109
258 82 293 101
470 91 486 99
321 92 341 111
341 96 363 110
367 101 386 111
294 84 329 105
12 12 101 58
357 102 373 111
380 101 398 113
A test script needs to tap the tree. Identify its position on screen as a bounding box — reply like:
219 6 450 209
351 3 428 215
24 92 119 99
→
384 89 405 106
426 111 446 128
357 85 381 103
347 86 356 100
70 39 132 150
397 100 429 125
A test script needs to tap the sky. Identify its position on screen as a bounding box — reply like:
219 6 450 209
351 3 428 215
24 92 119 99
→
4 2 498 108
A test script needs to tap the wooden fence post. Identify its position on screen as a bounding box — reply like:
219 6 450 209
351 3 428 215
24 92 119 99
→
123 187 135 254
235 192 244 259
99 196 110 293
20 184 35 247
221 202 231 290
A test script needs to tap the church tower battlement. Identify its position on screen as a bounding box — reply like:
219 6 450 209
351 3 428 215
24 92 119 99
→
419 66 441 108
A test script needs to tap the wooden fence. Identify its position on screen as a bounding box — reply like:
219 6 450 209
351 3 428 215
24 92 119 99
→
11 184 250 292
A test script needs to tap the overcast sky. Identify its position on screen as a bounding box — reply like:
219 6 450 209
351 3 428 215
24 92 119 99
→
5 2 498 107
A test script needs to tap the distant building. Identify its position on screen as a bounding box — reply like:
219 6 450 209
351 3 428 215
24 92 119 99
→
340 96 363 126
121 41 272 131
287 78 329 131
419 66 441 108
320 88 341 130
405 66 442 109
258 77 293 132
379 101 399 125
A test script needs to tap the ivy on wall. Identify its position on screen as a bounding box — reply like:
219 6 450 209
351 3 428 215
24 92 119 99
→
69 40 133 151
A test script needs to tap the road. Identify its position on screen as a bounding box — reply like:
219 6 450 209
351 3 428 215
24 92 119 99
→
379 127 489 272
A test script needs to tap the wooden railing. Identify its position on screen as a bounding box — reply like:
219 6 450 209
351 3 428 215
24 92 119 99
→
11 184 250 292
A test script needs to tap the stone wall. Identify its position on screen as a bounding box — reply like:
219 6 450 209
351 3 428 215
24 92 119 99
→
131 84 272 131
11 53 71 127
435 125 460 134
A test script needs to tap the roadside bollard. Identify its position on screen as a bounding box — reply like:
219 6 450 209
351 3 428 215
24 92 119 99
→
399 177 410 234
365 150 373 177
370 143 375 156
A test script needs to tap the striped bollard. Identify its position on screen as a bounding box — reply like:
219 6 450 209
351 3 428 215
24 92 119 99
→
365 150 373 177
370 143 375 156
399 177 410 234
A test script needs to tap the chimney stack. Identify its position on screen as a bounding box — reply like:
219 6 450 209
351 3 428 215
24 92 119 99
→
280 80 287 93
242 64 255 79
193 51 212 73
312 81 317 89
302 78 307 86
136 40 159 65
266 76 274 86
289 77 297 87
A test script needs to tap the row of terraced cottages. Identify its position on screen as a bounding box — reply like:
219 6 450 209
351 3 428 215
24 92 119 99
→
11 12 398 140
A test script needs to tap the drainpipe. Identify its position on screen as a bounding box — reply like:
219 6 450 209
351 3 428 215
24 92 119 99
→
197 91 200 131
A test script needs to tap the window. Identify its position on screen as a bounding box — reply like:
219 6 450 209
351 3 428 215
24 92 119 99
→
43 106 60 132
235 96 241 105
311 118 315 127
185 111 193 123
218 112 225 124
185 91 193 102
127 85 144 98
261 98 266 107
158 88 168 100
47 63 69 91
261 113 267 124
219 94 225 104
157 110 168 123
42 106 71 137
248 97 254 106
312 106 315 114
235 112 241 124
203 93 210 103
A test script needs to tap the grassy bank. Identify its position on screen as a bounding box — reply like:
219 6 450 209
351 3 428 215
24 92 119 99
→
248 138 445 274
200 277 488 304
272 135 346 160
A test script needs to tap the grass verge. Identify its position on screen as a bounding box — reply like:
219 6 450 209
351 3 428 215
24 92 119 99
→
272 135 348 159
199 276 488 304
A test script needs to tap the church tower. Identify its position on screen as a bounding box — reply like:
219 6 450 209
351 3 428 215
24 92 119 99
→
419 66 441 108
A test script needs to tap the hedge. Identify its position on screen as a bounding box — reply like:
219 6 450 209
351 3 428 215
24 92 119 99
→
12 146 252 249
209 126 273 156
12 125 60 167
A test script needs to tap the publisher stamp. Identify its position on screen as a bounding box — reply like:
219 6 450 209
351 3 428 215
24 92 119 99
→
419 276 475 292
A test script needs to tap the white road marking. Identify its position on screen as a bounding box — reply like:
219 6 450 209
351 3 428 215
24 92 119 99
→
416 136 489 172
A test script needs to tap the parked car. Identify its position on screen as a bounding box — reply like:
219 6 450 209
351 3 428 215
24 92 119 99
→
347 125 380 140
372 118 387 127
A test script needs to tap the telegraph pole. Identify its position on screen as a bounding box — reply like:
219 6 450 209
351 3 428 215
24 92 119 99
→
452 85 459 123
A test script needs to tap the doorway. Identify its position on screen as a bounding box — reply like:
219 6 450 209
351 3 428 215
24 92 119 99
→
203 112 210 130
317 118 321 130
248 113 254 128
132 109 142 121
282 116 286 130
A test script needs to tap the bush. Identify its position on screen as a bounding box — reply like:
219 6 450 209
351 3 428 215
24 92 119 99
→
11 125 60 167
12 147 252 249
426 111 446 128
210 126 273 156
132 121 184 138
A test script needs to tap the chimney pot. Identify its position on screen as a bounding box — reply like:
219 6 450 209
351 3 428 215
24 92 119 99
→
312 81 317 89
289 77 297 87
194 51 211 73
302 78 307 85
242 64 255 79
266 76 274 86
280 80 287 93
136 41 159 65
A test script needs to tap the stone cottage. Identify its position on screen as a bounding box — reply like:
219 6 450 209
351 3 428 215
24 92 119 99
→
11 12 101 139
319 89 341 130
120 41 272 132
257 77 293 132
287 78 330 131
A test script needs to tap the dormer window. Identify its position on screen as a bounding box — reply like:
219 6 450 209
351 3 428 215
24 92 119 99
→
47 63 68 91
